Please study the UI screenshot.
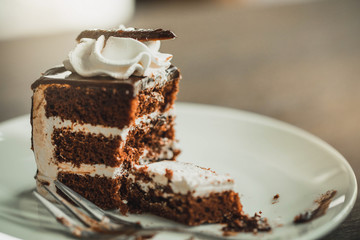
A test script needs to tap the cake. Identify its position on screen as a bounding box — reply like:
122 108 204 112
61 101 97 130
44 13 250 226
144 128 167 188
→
31 27 180 210
123 161 243 225
31 26 245 226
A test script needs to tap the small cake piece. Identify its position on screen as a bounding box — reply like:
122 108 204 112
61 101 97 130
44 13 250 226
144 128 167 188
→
122 161 243 226
31 26 180 210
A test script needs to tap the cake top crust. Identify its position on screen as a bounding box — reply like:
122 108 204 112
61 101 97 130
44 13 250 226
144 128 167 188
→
31 65 180 95
76 28 176 42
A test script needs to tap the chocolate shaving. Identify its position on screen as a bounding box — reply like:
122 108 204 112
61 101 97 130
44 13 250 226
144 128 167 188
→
76 29 176 42
294 190 337 224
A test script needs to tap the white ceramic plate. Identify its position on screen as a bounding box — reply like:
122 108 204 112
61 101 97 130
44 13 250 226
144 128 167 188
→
0 103 357 240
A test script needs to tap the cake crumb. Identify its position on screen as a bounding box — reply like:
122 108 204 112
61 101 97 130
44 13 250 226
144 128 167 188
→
137 166 149 173
135 233 155 240
222 213 271 236
272 194 280 204
222 230 238 237
165 168 173 181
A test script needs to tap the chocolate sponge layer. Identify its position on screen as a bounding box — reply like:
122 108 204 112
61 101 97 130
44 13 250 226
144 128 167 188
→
122 181 243 226
44 77 179 129
31 66 180 129
44 84 137 129
57 173 126 211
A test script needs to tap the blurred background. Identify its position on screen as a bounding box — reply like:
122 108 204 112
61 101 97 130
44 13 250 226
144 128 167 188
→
0 0 359 238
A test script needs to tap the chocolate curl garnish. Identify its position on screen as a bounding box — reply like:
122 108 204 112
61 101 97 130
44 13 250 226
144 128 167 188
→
76 29 176 42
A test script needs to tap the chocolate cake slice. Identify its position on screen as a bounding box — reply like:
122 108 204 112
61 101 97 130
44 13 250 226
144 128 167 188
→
31 26 247 227
31 27 180 210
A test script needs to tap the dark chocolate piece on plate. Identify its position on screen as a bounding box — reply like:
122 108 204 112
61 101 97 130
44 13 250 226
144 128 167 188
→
76 29 176 42
294 190 337 224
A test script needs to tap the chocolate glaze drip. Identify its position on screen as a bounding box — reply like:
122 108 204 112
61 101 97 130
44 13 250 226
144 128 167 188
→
294 190 337 224
76 29 176 42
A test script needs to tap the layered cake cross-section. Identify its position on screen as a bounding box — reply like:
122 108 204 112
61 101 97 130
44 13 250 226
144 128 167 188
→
31 26 247 227
32 27 180 210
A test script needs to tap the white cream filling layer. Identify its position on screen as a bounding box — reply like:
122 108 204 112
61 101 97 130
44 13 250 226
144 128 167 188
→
130 161 234 197
48 109 167 139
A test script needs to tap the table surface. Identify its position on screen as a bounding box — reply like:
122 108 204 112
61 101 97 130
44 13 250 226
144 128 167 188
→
0 0 359 239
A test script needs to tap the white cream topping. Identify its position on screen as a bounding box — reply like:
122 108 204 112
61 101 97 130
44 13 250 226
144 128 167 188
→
63 28 172 79
132 161 234 197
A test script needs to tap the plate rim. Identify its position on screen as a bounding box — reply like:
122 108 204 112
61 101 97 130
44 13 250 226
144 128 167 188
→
0 102 358 240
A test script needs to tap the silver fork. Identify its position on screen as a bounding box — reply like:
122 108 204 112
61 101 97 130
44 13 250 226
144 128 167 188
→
33 180 229 239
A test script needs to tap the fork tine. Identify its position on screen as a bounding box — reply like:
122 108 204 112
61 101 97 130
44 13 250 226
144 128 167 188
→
105 211 142 227
34 189 227 240
54 180 140 228
33 191 93 238
43 185 112 232
54 180 105 222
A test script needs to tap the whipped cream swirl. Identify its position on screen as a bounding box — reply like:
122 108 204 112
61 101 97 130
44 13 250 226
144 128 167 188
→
63 35 172 79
